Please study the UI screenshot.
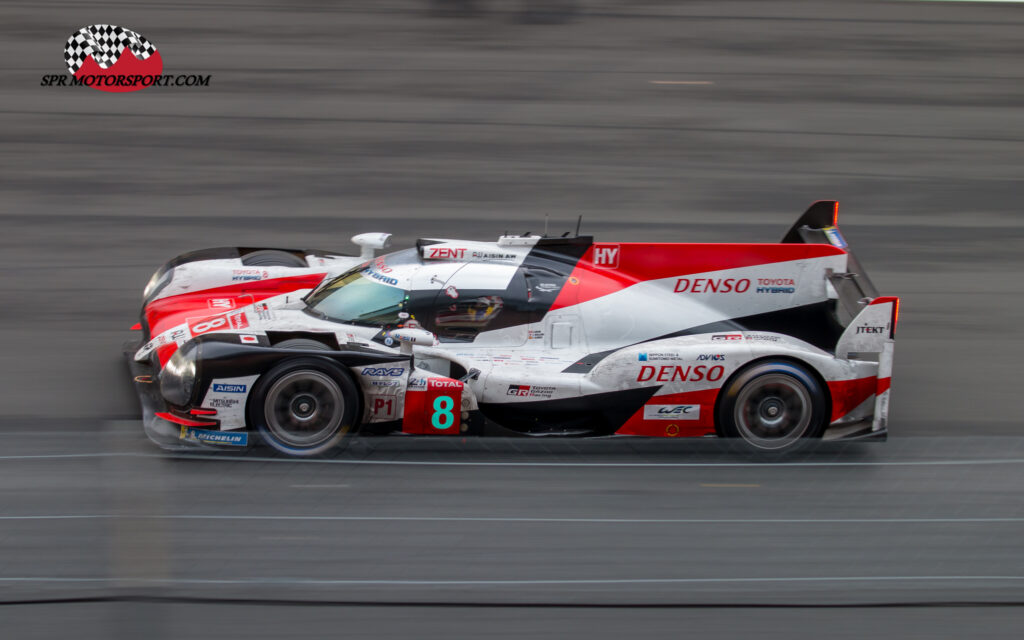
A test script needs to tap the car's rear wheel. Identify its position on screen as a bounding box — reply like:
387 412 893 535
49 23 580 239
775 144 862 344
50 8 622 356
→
241 249 307 268
717 360 827 454
249 357 360 456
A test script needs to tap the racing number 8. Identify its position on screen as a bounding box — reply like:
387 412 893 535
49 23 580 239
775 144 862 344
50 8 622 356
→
431 395 455 430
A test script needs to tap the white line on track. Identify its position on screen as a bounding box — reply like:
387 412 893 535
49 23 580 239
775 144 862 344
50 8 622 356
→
904 0 1024 3
0 575 1022 586
3 450 1024 468
1 515 1022 524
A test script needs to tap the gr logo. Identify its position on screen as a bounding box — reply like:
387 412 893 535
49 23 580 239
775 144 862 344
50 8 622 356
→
593 244 620 269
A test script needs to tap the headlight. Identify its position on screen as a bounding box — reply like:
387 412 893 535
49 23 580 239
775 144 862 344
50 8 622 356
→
160 342 199 406
143 268 172 302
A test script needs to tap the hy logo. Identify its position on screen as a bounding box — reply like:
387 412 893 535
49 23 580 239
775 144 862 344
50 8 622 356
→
64 24 162 92
593 244 620 269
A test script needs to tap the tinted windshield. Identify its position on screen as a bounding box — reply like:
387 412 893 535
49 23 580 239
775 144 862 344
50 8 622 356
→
305 268 408 326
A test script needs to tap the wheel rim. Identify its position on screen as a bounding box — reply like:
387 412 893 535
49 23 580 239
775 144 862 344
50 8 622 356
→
263 370 345 448
733 373 813 450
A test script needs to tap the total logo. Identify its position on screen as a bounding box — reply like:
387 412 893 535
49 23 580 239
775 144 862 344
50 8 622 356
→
361 367 406 377
637 365 724 383
643 404 700 421
428 379 463 390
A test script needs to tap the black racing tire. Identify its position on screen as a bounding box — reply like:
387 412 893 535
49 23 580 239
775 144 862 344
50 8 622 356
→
241 250 307 268
248 357 360 457
275 338 332 351
716 360 827 455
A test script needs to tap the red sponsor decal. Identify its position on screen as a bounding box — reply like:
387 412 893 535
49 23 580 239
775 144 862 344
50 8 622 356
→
402 378 464 435
427 247 467 259
674 278 750 294
428 379 463 390
637 365 724 383
371 397 398 420
188 311 248 336
711 333 743 341
208 298 235 310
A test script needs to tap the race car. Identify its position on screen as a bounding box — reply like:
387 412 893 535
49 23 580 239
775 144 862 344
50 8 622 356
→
126 201 897 456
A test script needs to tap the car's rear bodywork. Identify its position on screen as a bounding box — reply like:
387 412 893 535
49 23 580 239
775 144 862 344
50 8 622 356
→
126 201 897 453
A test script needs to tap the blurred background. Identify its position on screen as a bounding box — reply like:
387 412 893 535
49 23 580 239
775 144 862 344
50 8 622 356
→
1 0 1023 637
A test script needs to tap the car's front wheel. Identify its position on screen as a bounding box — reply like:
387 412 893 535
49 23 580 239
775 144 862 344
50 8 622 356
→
249 358 360 456
717 360 827 454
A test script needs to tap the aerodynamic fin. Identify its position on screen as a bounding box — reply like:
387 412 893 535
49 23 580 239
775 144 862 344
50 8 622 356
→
835 296 899 360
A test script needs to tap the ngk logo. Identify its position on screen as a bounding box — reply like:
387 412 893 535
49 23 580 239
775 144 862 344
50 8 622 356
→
593 244 620 269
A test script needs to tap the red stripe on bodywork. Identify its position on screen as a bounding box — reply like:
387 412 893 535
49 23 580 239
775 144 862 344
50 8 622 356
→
155 343 179 368
145 273 326 337
551 243 845 311
876 376 891 395
615 388 719 438
827 376 877 423
154 412 217 427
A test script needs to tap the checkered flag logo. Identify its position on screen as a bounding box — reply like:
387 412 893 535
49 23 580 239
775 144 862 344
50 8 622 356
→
64 24 157 74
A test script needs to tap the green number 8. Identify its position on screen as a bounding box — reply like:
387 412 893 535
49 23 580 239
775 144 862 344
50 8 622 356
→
431 395 455 430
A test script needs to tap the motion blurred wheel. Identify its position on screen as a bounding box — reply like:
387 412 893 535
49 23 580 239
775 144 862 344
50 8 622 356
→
241 249 307 268
249 355 360 457
717 360 827 455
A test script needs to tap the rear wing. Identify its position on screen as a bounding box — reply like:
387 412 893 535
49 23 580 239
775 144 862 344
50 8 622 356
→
782 200 880 327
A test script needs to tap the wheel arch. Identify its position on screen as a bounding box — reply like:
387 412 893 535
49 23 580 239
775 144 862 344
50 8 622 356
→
712 354 832 437
244 355 366 451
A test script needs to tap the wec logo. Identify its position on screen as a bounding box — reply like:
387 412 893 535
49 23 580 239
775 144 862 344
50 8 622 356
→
643 404 700 421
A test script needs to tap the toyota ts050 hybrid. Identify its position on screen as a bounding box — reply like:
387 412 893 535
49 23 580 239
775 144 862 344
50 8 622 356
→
126 201 897 456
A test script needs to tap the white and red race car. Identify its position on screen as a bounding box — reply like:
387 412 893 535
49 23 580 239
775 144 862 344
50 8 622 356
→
127 201 897 455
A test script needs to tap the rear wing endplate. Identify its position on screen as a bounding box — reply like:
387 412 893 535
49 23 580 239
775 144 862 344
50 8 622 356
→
783 200 880 326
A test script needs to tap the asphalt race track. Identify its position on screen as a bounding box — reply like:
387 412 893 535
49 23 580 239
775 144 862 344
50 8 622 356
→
2 1 1024 637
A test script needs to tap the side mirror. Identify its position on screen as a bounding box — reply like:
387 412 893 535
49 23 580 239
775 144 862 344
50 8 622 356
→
388 328 436 354
351 233 393 260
